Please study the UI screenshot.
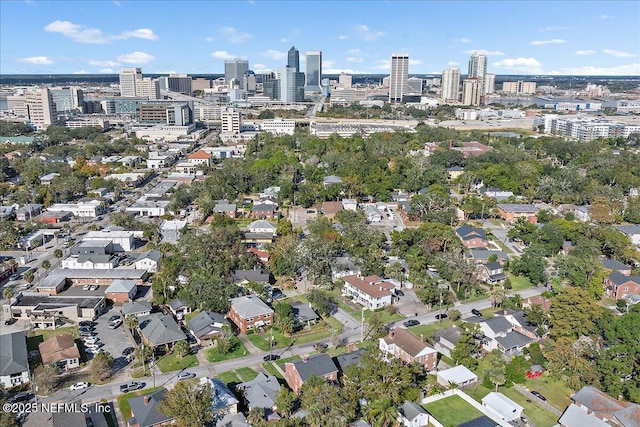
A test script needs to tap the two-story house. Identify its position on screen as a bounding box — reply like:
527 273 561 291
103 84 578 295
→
228 295 274 333
456 224 489 249
379 328 437 371
604 272 640 301
0 331 30 389
480 262 507 285
476 315 533 356
285 353 339 394
496 204 539 224
341 274 395 310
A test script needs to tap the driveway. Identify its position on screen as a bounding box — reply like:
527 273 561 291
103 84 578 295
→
87 306 135 373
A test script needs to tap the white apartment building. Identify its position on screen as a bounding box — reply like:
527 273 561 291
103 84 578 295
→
221 109 240 134
502 81 536 94
47 200 104 218
441 67 461 101
341 274 395 310
534 114 640 141
119 68 142 97
25 87 57 130
462 78 481 106
260 118 296 135
484 73 496 95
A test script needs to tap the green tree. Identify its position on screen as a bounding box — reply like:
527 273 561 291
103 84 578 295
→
300 376 357 427
41 259 51 272
158 379 213 427
489 285 506 308
549 287 602 339
24 270 35 283
53 248 63 258
0 401 20 427
451 330 479 369
307 289 335 316
364 311 388 340
124 314 139 332
274 302 295 334
274 387 297 417
510 246 548 285
173 340 190 358
487 349 507 392
366 398 397 427
505 355 529 385
135 343 153 364
89 351 114 383
2 288 14 300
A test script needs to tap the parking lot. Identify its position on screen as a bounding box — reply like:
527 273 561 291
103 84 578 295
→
85 306 135 372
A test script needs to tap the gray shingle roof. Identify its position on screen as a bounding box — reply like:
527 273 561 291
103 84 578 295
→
334 349 367 373
168 299 189 311
291 353 338 381
456 224 487 241
252 203 275 212
497 203 538 213
128 388 173 427
138 313 187 347
238 372 281 409
291 301 319 323
482 316 513 334
559 403 609 427
105 279 137 294
135 250 162 263
0 331 29 376
495 331 532 350
433 326 462 345
230 295 274 319
572 385 640 426
121 300 152 316
608 271 640 286
615 225 640 235
600 258 628 271
232 269 270 284
398 400 427 421
188 311 229 339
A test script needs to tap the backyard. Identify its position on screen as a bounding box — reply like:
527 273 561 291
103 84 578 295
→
26 326 79 351
423 395 483 427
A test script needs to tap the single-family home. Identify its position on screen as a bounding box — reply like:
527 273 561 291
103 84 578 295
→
615 225 640 246
334 348 367 376
447 166 465 180
363 205 383 223
127 388 175 427
478 187 514 201
558 403 610 427
341 274 395 310
574 205 591 223
432 325 462 358
436 365 479 390
379 328 437 371
16 204 43 221
39 334 80 371
138 313 187 350
285 353 339 394
397 400 430 427
456 224 489 249
466 249 509 265
121 301 152 318
247 220 277 236
201 377 239 415
482 392 523 422
40 173 60 186
251 203 276 219
134 250 162 273
480 262 507 285
569 386 640 427
167 299 191 320
321 201 343 220
105 279 138 305
186 150 212 167
232 269 271 286
476 316 533 356
213 201 237 218
0 331 30 389
188 311 229 343
290 301 320 328
599 258 632 276
342 199 358 212
248 247 270 265
228 295 274 333
604 272 640 300
323 175 343 189
522 295 551 311
496 204 539 224
237 372 282 421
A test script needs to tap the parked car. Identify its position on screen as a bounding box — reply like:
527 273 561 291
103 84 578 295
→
531 391 547 401
109 318 123 329
403 319 420 327
69 382 90 391
395 289 405 297
79 326 95 332
177 372 196 380
435 313 448 320
79 321 95 327
120 382 144 393
80 331 98 337
263 354 280 361
122 347 135 356
83 337 100 344
5 317 17 325
108 315 121 324
8 392 33 404
82 284 91 291
89 284 99 291
471 308 482 317
85 342 103 350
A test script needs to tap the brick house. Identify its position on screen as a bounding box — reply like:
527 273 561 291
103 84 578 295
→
604 272 640 300
496 204 539 224
251 203 276 219
379 328 437 371
227 295 274 333
456 224 489 249
105 279 137 305
284 353 339 394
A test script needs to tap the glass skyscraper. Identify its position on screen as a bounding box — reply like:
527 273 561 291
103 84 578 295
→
305 51 322 93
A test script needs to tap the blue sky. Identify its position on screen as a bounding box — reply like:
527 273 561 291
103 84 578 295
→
1 0 638 75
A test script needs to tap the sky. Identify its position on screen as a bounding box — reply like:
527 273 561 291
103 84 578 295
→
1 0 639 76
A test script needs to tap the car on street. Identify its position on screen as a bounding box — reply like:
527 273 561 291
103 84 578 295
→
531 391 547 401
177 372 196 380
8 392 33 404
122 347 135 356
471 309 482 317
69 382 90 391
5 317 17 325
435 313 448 320
120 381 145 393
403 319 420 327
263 354 280 361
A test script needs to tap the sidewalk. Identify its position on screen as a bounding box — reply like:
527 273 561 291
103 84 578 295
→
238 334 262 353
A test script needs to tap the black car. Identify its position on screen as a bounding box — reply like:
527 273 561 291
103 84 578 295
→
5 317 17 325
263 354 280 361
122 347 135 356
471 308 482 317
8 392 33 404
185 334 197 345
531 391 547 401
79 321 95 327
395 289 405 297
435 313 448 320
403 319 420 327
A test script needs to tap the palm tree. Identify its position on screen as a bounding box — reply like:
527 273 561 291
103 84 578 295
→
173 340 190 358
489 285 506 308
366 398 398 427
2 288 14 300
124 314 139 332
41 259 51 273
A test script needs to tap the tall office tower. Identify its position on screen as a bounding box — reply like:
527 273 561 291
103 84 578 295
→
484 73 496 95
261 72 276 84
389 53 409 103
441 67 461 101
221 109 240 134
119 67 142 97
339 73 352 89
50 87 84 113
407 77 423 94
224 59 249 86
263 80 280 100
462 78 481 106
243 71 257 93
167 73 192 94
468 52 488 94
305 50 322 92
279 67 305 103
137 77 161 100
25 87 57 130
288 46 300 72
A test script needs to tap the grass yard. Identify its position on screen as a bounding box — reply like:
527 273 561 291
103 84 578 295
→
217 371 240 385
117 387 164 420
262 362 284 379
26 326 79 352
247 322 333 351
205 336 249 363
508 275 533 291
184 310 200 322
500 387 560 427
235 367 259 382
492 239 514 254
363 308 404 323
409 319 457 342
156 353 198 373
423 395 483 427
522 373 573 410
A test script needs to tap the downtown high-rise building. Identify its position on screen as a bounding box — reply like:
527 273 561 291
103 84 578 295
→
305 50 322 92
25 87 57 130
279 66 305 103
137 77 161 100
484 73 496 95
288 46 300 72
167 73 192 94
441 67 461 101
389 53 409 103
468 52 488 96
224 59 249 86
462 78 481 106
119 68 142 97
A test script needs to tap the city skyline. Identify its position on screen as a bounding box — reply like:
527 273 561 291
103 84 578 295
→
0 1 638 76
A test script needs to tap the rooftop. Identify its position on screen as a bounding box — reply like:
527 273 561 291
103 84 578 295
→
0 331 28 376
290 353 338 381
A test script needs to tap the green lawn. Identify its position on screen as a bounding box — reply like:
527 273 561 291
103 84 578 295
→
423 395 483 427
184 310 200 322
26 326 79 352
262 363 284 379
500 387 560 427
363 308 404 323
235 367 259 382
247 322 334 350
205 336 249 363
508 275 533 291
156 353 198 373
522 373 573 410
217 371 240 385
117 387 164 420
410 319 456 343
492 239 514 254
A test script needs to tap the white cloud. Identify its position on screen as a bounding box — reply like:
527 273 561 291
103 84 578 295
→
372 59 390 70
574 50 596 56
447 61 459 66
347 57 364 63
252 64 271 73
355 24 385 41
598 14 614 20
279 38 289 43
205 37 215 42
44 20 158 44
116 51 155 64
88 59 120 67
530 39 566 46
324 60 336 69
325 68 361 74
112 0 121 6
261 49 287 61
73 70 88 74
409 59 421 65
603 49 636 58
463 49 505 56
454 38 472 43
539 26 571 32
99 68 114 73
221 26 251 43
549 63 640 75
493 57 543 73
338 35 349 40
210 50 236 60
18 56 54 65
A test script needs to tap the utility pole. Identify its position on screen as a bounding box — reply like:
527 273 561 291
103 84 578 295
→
360 307 365 342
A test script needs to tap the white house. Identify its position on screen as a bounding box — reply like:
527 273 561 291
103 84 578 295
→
363 205 383 223
398 400 430 427
61 254 117 269
342 199 358 212
574 206 591 223
47 200 104 218
342 274 395 310
134 250 162 273
482 392 523 422
125 199 170 217
247 220 277 236
84 229 136 252
0 332 30 389
615 225 640 246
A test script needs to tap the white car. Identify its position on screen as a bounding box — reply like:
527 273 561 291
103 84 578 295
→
82 284 91 291
85 342 103 350
69 382 90 391
83 337 100 344
108 318 123 329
